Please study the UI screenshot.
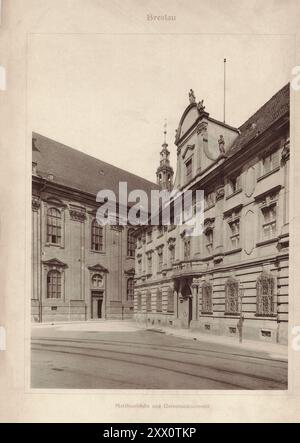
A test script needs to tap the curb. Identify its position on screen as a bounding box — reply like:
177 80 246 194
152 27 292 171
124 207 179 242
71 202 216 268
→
143 327 288 361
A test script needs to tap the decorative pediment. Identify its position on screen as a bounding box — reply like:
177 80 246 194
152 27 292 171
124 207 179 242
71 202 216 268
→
44 196 66 208
124 267 135 276
87 263 109 273
69 205 86 222
175 100 209 146
254 185 281 205
42 258 67 269
223 204 243 219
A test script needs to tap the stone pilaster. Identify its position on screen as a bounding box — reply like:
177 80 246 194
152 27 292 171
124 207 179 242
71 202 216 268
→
213 185 225 264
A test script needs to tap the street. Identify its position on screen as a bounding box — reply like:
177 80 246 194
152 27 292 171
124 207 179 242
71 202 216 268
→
31 321 288 390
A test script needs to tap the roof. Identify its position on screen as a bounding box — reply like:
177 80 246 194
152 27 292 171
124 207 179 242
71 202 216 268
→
228 83 289 156
32 133 158 198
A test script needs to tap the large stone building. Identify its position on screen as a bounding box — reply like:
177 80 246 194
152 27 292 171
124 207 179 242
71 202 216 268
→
134 84 290 344
32 133 157 322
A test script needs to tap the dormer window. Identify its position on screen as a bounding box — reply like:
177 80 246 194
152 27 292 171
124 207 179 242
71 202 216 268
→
261 149 280 177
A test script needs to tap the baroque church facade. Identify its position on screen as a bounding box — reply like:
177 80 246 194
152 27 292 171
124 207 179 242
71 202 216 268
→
31 133 157 322
134 84 290 344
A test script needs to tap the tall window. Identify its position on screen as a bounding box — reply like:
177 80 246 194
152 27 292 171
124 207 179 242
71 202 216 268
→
201 282 213 314
156 289 162 312
183 238 191 260
186 158 193 180
146 291 152 312
47 270 62 299
256 272 275 316
147 253 152 274
167 287 174 312
91 220 103 251
127 229 136 257
261 149 280 176
157 248 163 272
47 208 62 244
127 278 134 301
261 204 277 240
229 219 240 248
225 278 239 314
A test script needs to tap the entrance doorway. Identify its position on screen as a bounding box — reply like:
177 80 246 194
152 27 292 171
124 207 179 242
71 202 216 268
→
91 291 104 319
180 280 192 328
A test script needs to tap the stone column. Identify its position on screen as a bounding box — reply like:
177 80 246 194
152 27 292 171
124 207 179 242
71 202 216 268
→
191 281 198 321
174 290 178 319
214 185 225 262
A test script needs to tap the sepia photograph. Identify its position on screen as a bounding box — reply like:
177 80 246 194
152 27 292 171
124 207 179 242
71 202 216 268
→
1 0 300 424
30 32 290 390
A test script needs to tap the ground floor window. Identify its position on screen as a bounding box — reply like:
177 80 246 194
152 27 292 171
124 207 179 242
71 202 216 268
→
127 278 134 301
137 292 142 311
47 270 62 299
225 278 239 314
201 281 212 314
156 289 162 312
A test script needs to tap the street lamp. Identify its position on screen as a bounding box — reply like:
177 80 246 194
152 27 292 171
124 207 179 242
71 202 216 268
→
237 283 244 343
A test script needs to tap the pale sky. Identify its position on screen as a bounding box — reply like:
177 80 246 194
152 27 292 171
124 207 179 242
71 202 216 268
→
28 32 293 182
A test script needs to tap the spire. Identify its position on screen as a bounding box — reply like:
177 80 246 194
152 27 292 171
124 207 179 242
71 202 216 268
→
156 119 174 191
163 119 167 145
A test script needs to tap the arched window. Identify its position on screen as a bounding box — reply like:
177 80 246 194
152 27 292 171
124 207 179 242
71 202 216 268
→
146 291 152 312
47 270 62 299
92 273 103 288
127 229 136 257
127 278 134 301
256 272 275 316
225 278 239 314
167 287 174 312
137 292 142 311
201 281 213 314
91 220 103 251
156 289 162 312
47 208 62 244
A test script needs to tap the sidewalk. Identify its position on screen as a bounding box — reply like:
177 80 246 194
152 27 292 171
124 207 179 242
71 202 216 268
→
136 323 288 361
31 319 288 361
31 319 141 333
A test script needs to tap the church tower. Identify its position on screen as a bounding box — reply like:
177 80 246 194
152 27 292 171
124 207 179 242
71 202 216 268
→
156 121 174 191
